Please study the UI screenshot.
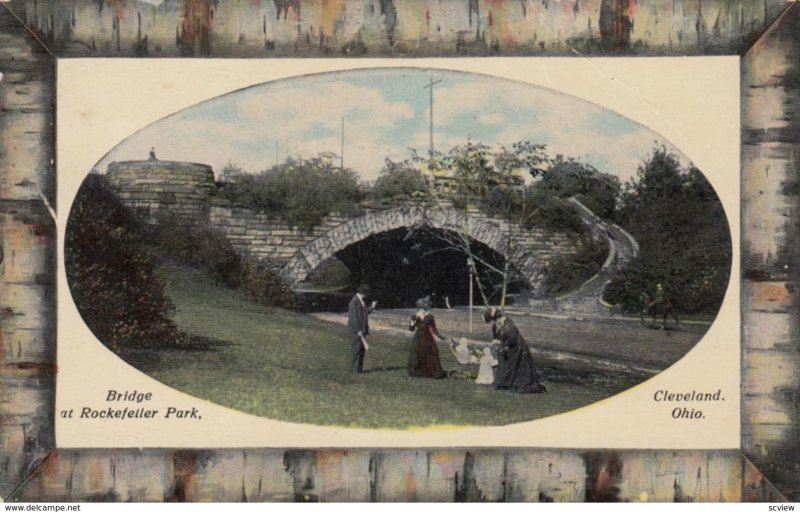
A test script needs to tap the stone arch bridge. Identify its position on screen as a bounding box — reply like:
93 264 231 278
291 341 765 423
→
106 158 635 298
206 201 585 293
280 204 580 290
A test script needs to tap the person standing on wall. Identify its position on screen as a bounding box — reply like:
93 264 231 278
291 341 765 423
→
347 284 376 374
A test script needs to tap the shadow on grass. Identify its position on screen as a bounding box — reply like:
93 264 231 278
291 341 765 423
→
176 335 235 351
117 336 234 370
123 335 234 353
361 366 405 373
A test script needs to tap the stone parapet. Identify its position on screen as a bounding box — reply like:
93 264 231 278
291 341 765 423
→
107 159 215 224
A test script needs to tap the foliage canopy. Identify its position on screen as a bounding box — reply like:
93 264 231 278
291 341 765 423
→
64 174 181 350
603 146 731 314
218 156 363 233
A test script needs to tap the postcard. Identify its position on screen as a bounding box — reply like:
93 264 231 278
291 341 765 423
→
55 57 740 449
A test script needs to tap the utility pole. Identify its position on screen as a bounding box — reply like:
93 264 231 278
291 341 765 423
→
423 73 443 158
340 116 345 171
469 258 474 333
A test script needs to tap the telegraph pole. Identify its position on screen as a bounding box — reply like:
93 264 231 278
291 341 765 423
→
423 73 443 157
468 258 474 333
340 117 345 171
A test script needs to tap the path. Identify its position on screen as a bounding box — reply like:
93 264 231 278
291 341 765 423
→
525 197 640 315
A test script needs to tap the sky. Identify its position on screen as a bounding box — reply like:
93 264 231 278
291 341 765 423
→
96 68 687 183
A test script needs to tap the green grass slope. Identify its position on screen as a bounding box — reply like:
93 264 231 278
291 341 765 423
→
120 263 612 429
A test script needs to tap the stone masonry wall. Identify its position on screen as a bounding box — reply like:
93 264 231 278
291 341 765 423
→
106 161 581 293
211 203 579 291
207 206 354 266
107 160 216 222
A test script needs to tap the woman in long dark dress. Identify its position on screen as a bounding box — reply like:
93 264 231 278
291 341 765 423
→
408 309 445 379
484 308 546 393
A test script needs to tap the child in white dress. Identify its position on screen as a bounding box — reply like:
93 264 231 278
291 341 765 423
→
475 346 498 385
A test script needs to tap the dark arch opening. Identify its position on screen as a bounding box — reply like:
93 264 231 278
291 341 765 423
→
313 226 524 309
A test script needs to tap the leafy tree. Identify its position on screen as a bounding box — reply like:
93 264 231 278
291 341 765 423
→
218 156 363 232
369 159 431 201
422 141 564 307
522 188 586 234
64 174 180 350
539 155 621 218
604 146 732 314
436 141 547 197
217 161 245 185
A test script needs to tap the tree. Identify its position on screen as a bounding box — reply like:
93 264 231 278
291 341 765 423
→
369 158 432 201
217 160 245 185
421 141 552 308
218 155 364 232
604 146 732 314
539 155 621 218
64 174 180 350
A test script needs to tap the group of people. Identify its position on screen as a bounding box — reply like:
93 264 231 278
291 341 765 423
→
346 285 546 394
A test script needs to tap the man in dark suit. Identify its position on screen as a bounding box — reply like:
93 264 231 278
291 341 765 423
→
347 284 375 373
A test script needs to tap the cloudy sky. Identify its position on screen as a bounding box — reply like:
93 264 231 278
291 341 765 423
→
96 68 685 183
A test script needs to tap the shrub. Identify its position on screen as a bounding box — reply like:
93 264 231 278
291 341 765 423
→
523 193 586 236
544 235 609 295
369 160 431 201
142 215 295 309
144 215 242 288
307 257 352 290
238 258 295 309
480 186 525 219
64 174 180 350
218 156 363 232
603 260 671 313
540 156 621 219
478 186 587 237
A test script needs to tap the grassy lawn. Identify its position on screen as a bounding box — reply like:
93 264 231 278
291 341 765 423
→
120 263 616 429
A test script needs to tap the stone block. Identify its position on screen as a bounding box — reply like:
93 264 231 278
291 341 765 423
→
269 230 295 237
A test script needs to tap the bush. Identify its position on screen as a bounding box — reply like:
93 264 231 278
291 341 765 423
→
540 156 621 219
218 156 363 232
144 215 242 288
307 257 352 290
142 215 294 309
369 160 431 201
238 258 295 309
602 261 661 312
524 193 586 236
64 174 180 350
478 186 587 237
544 235 609 295
481 186 525 219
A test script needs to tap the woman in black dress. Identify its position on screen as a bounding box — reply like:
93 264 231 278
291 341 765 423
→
483 308 546 393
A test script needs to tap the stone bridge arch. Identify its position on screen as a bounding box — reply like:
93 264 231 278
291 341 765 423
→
279 204 571 293
101 156 627 302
